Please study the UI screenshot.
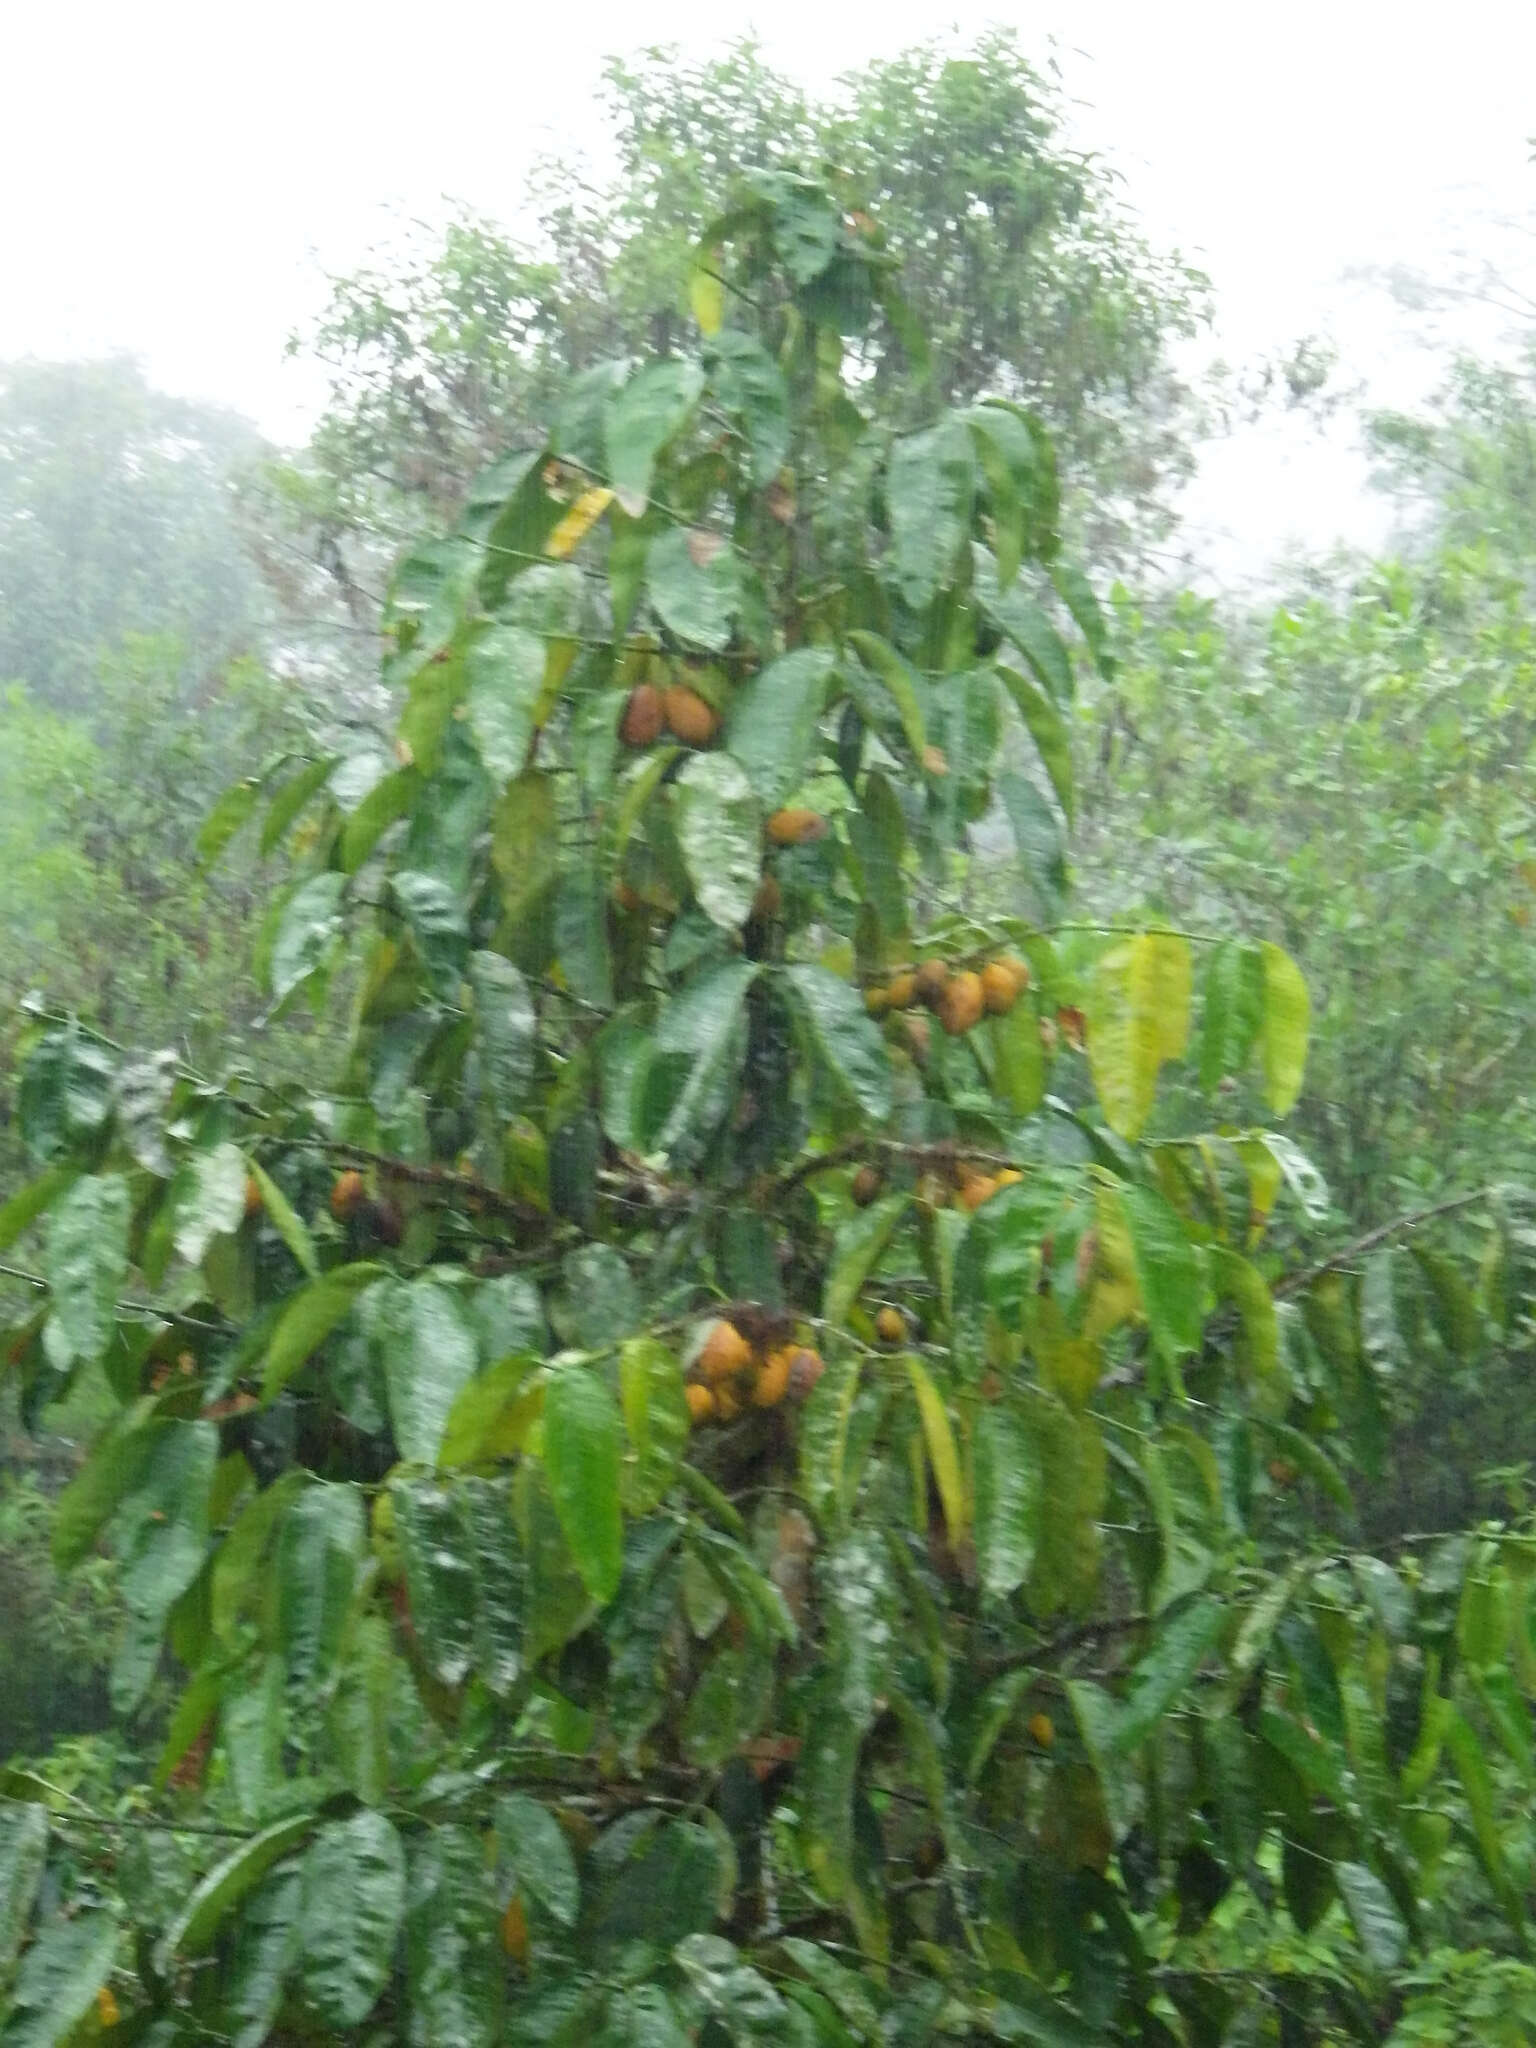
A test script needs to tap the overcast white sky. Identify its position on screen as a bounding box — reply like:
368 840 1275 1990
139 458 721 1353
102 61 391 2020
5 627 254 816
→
5 0 1534 581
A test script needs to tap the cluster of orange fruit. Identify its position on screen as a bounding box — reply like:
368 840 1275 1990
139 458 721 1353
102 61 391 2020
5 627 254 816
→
865 954 1029 1038
684 1317 825 1425
851 1155 1023 1213
619 679 719 748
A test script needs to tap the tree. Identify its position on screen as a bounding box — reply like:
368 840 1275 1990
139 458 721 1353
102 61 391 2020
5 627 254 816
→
285 32 1206 620
0 359 269 710
2 172 1532 2047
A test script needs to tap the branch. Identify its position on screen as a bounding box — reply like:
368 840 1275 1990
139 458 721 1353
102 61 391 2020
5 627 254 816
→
1273 1184 1498 1299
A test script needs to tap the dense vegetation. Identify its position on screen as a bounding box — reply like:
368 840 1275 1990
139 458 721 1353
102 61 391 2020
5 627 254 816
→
2 35 1536 2048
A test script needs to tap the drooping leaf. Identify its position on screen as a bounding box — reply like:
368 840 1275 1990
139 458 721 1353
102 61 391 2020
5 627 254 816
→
155 1814 316 1972
974 1404 1040 1599
605 359 705 515
3 1913 118 2048
263 1266 388 1401
395 1479 478 1686
496 1793 579 1927
996 663 1073 821
380 1276 480 1468
846 630 927 764
1334 1861 1408 1973
466 624 545 783
403 1826 504 2048
886 418 974 612
707 330 790 485
542 1365 624 1606
1258 943 1310 1114
269 872 347 1001
674 753 762 929
725 648 833 807
1085 933 1192 1140
299 1812 406 2028
1199 941 1265 1093
906 1358 966 1544
44 1172 129 1362
276 1483 366 1695
1116 1183 1205 1363
783 965 892 1122
647 526 740 650
469 952 536 1120
173 1141 248 1267
0 1801 48 1973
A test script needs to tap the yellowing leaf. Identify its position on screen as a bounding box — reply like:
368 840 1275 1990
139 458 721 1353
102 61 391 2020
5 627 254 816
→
1259 942 1310 1114
905 1358 967 1542
1085 933 1191 1139
545 486 613 560
690 254 725 336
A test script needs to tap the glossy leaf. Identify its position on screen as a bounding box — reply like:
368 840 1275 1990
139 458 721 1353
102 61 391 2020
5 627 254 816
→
1117 1182 1204 1363
299 1812 406 2028
886 418 974 612
1258 942 1310 1114
0 1801 48 1974
605 358 705 515
4 1914 118 2048
380 1276 479 1467
276 1482 366 1695
647 525 740 650
783 965 892 1122
1085 933 1191 1140
155 1814 316 1971
725 648 833 807
542 1364 624 1605
263 1265 388 1401
674 752 763 928
44 1171 129 1362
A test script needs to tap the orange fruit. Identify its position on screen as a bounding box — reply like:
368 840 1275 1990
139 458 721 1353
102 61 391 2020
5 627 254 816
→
885 971 917 1010
243 1175 263 1221
957 1170 999 1212
685 1383 717 1425
997 954 1031 997
715 1382 745 1422
766 807 827 846
663 684 719 746
850 1164 884 1208
752 1345 796 1407
875 1306 906 1346
937 971 985 1037
865 984 892 1017
1027 1712 1055 1749
619 682 665 747
981 960 1021 1015
697 1320 754 1384
330 1171 366 1221
914 959 950 1008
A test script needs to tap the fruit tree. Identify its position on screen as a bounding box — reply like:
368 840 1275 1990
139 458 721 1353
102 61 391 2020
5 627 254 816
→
3 171 1534 2046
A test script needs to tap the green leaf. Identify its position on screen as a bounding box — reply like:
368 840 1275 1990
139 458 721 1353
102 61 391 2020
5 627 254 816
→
114 1051 177 1176
647 525 740 650
44 1172 129 1362
986 997 1045 1115
155 1814 316 1972
469 952 536 1120
496 1793 579 1927
247 1160 319 1278
1200 942 1265 1093
299 1812 406 2028
0 1165 75 1253
690 257 725 337
595 1821 724 1949
173 1141 249 1266
466 623 545 782
846 630 927 763
822 1192 909 1327
3 1913 117 2048
996 663 1073 821
906 1357 966 1543
403 1827 504 2048
261 754 336 855
886 418 974 612
1253 1418 1353 1510
620 1336 690 1514
17 1026 115 1166
1116 1183 1204 1362
1051 561 1114 676
647 960 758 1166
197 775 261 864
1258 943 1309 1114
490 768 558 924
725 648 833 807
975 548 1074 703
998 772 1067 919
708 332 791 487
380 1276 479 1467
1111 1596 1225 1753
553 866 614 1009
674 752 763 928
276 1482 366 1695
974 1405 1040 1598
395 1479 477 1686
557 1244 641 1350
52 1406 155 1571
269 872 347 1001
1335 1860 1408 1972
116 1418 216 1618
542 1365 624 1605
263 1265 388 1401
1085 933 1192 1140
437 1355 542 1470
605 359 705 515
783 965 892 1122
0 1801 48 1973
222 1868 302 2048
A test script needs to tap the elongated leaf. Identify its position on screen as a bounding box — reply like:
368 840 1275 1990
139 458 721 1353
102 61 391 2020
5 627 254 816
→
0 1165 75 1253
0 1801 48 1973
1051 561 1114 678
647 526 740 650
974 1405 1039 1598
380 1277 479 1467
45 1172 129 1362
975 548 1074 703
114 1051 177 1177
222 1868 301 2048
707 329 790 484
198 776 261 865
1117 1183 1204 1363
496 1793 579 1927
1111 1596 1225 1753
606 359 705 515
246 1161 319 1278
299 1811 406 2028
725 648 833 807
269 872 346 1001
846 629 926 763
469 952 536 1119
277 1483 366 1695
619 1336 691 1514
996 663 1073 821
1200 941 1265 1093
999 772 1067 918
542 1366 623 1605
116 1419 217 1618
172 1141 248 1266
906 1358 966 1543
395 1479 477 1686
5 1913 118 2048
1085 934 1192 1140
156 1814 316 1972
1335 1861 1408 1972
52 1405 155 1571
263 1266 387 1401
823 1193 909 1327
886 418 974 611
644 961 757 1167
404 1826 504 2048
466 624 544 783
674 753 762 928
1258 943 1310 1114
783 965 892 1122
